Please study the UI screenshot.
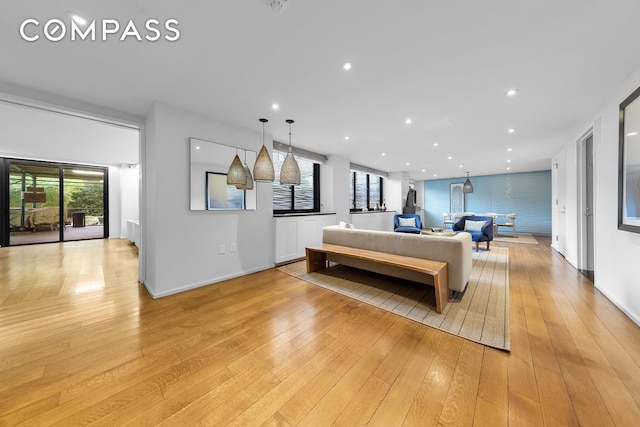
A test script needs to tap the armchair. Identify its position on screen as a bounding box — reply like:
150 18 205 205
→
453 215 494 251
393 213 422 234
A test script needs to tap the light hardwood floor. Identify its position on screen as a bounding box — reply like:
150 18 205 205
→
0 237 639 426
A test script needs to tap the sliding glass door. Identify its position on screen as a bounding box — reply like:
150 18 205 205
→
63 167 106 241
9 161 62 245
3 159 107 246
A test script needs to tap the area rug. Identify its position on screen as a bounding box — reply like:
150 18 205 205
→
278 247 510 351
493 233 538 244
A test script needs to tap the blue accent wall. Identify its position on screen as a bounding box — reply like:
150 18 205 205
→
423 170 551 234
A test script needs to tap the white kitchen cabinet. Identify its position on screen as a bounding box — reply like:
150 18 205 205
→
274 214 337 264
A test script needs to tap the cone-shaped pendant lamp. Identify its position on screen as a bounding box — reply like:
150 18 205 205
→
236 149 254 190
227 150 247 186
280 119 301 185
253 118 275 182
463 171 474 193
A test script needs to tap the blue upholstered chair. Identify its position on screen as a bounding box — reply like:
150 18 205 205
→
453 215 494 251
393 214 422 234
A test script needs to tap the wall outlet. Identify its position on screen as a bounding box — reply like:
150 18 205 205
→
219 244 226 254
230 243 236 253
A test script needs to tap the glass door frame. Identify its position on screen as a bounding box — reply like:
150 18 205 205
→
1 157 109 247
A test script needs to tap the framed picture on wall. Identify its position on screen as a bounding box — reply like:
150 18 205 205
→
450 182 465 214
618 85 640 233
206 172 246 210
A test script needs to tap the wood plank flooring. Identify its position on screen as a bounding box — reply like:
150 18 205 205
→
0 237 639 426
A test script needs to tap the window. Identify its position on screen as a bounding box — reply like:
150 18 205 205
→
273 151 320 213
350 169 384 211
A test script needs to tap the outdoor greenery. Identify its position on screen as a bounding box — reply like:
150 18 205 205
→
67 184 104 216
9 175 103 217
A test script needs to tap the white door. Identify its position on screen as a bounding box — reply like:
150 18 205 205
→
552 149 567 255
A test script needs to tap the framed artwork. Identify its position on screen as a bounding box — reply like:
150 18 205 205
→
618 85 640 233
206 172 246 210
450 182 465 214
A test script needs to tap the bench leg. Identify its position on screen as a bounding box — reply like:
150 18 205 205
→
306 249 327 273
433 266 449 314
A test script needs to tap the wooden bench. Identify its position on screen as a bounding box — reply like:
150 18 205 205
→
305 243 449 314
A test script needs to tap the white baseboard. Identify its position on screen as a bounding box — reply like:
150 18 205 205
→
595 284 640 327
146 263 275 299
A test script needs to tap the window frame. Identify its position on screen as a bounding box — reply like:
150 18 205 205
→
273 162 320 214
350 169 384 212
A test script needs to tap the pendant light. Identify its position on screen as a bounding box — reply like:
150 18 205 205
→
463 171 474 193
236 149 254 190
227 149 247 186
253 118 275 182
279 119 301 185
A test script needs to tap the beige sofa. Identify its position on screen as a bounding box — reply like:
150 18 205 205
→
322 226 473 293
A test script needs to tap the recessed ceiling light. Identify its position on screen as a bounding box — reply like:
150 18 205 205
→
459 165 463 168
382 152 386 156
433 173 437 177
195 146 200 150
406 162 410 166
405 118 412 124
422 169 426 172
507 159 511 163
508 148 512 152
447 156 452 160
506 88 518 97
508 128 515 133
628 132 638 136
272 103 279 110
345 136 350 140
433 142 439 147
507 167 511 170
342 62 352 71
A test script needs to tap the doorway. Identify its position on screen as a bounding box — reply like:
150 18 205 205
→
579 133 595 281
0 99 140 250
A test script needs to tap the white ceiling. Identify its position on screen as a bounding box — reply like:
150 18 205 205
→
1 0 640 180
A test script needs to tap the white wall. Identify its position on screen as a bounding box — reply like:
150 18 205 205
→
386 172 404 213
142 102 274 298
108 166 122 238
554 64 640 325
119 164 140 238
323 155 350 223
